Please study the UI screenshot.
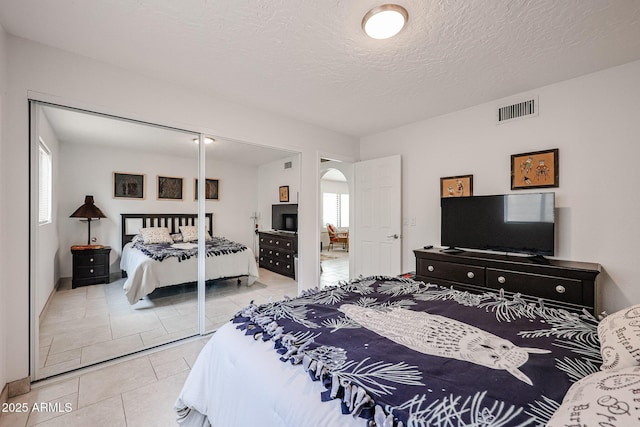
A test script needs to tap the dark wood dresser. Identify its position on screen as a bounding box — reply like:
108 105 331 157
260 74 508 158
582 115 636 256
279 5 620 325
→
71 246 111 288
258 231 297 278
414 248 602 314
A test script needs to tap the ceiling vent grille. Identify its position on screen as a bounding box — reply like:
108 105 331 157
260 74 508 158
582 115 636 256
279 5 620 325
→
284 161 292 169
497 97 538 124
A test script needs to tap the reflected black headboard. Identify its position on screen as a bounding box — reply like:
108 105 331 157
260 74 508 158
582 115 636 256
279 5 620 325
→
121 213 214 249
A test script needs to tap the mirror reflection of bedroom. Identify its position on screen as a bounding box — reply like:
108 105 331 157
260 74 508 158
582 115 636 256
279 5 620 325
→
32 102 300 380
319 161 351 287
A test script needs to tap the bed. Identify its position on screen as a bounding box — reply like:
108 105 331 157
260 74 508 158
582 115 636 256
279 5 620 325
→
120 213 259 304
176 274 640 426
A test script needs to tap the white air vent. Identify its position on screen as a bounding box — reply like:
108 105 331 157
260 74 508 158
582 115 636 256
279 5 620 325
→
497 97 538 124
284 161 292 169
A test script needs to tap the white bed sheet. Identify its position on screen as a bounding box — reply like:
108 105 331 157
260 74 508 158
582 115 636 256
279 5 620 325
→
175 322 364 427
120 243 259 304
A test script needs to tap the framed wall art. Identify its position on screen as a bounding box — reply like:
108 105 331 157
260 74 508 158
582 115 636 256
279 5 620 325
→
157 175 184 200
279 185 289 202
194 178 219 200
440 174 473 198
511 148 559 190
113 172 145 199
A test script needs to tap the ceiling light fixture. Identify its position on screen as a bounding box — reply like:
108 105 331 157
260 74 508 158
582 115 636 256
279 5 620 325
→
362 4 408 40
193 137 214 144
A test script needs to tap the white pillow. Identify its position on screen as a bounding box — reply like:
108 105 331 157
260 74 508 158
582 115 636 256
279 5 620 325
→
547 365 640 426
179 225 212 242
597 304 640 370
139 227 174 244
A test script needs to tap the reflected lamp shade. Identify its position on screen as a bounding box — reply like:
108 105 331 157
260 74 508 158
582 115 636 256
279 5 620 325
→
70 195 106 245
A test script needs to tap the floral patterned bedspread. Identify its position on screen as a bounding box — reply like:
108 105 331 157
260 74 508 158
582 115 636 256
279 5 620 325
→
232 276 601 426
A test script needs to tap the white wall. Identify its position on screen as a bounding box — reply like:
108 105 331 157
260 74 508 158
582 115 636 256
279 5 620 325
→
57 141 259 278
0 23 8 395
360 60 640 314
256 154 301 233
1 35 358 383
36 109 61 316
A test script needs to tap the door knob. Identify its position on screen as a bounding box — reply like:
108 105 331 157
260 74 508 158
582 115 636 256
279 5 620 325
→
387 234 399 239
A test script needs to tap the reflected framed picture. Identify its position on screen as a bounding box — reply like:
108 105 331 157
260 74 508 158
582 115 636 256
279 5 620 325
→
113 172 145 199
440 174 473 198
157 175 183 200
194 178 219 200
279 185 289 202
511 148 559 190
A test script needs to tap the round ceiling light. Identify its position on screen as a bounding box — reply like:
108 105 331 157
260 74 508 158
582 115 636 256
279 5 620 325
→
193 137 214 144
362 4 408 40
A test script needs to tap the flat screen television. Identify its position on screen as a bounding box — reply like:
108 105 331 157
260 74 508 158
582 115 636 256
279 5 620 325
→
272 203 298 232
441 192 555 257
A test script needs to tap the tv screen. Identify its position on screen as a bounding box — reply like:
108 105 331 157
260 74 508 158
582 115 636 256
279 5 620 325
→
272 204 298 232
441 193 555 256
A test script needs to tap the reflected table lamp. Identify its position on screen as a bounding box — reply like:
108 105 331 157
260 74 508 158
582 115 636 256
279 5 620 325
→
70 195 106 247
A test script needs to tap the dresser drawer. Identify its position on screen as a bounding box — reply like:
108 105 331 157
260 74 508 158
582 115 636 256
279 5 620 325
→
260 235 295 250
416 258 485 286
75 252 108 267
486 268 583 304
76 264 109 279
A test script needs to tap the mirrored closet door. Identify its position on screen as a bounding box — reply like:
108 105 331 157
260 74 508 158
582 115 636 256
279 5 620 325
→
30 101 302 380
32 101 201 379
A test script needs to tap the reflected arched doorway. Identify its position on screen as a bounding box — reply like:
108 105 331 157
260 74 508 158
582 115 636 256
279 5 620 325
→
320 163 351 286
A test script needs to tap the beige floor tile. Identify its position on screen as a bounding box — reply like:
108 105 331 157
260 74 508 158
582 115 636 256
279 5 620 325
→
152 357 190 380
122 371 189 427
109 311 164 339
78 357 156 408
26 393 77 426
49 325 112 355
148 338 208 369
32 395 125 427
45 348 81 367
80 334 144 366
140 327 197 347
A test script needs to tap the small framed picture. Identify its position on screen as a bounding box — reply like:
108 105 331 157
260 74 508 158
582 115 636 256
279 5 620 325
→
113 172 145 199
511 148 559 190
279 185 289 202
440 175 473 198
194 178 219 200
157 175 183 200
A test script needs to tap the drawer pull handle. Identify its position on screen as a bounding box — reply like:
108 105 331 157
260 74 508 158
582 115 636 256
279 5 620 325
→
427 265 434 272
275 262 279 266
555 285 566 294
90 269 94 273
467 272 475 279
90 258 94 262
497 276 506 284
276 241 280 245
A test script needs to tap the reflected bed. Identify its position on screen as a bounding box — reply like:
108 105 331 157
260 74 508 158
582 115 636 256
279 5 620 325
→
120 213 259 304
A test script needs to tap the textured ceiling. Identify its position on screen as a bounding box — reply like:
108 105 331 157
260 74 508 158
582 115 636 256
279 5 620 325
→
2 0 640 137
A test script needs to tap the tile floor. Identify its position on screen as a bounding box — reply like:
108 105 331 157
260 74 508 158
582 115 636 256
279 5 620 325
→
2 258 349 426
37 269 298 379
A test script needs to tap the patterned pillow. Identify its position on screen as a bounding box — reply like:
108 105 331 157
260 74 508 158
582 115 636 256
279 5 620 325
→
171 233 183 243
547 365 640 426
179 225 212 242
139 227 174 244
597 304 640 370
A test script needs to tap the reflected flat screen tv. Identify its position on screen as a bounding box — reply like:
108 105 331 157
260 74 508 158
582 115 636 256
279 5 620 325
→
272 204 298 232
441 193 555 256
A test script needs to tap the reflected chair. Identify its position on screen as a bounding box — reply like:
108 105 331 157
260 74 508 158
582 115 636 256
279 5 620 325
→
326 223 349 251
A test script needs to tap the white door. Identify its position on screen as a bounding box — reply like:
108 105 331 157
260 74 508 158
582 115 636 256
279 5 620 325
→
353 155 402 276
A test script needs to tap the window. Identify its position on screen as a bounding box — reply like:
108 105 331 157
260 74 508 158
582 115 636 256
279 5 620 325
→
323 192 349 228
39 138 52 224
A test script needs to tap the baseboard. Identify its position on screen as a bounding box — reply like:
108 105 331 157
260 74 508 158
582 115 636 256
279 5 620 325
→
1 382 8 405
7 376 30 398
39 278 62 321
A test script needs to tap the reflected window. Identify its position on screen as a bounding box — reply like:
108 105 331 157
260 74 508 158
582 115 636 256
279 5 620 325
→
38 138 52 224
